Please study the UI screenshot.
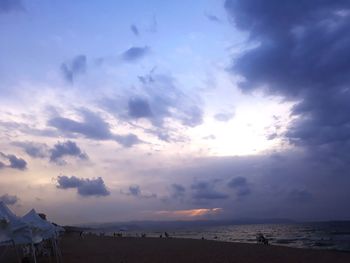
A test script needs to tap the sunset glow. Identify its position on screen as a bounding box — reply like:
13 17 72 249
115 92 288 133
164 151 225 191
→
1 0 350 225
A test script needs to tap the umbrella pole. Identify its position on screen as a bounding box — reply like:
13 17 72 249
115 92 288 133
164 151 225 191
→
31 243 37 263
55 238 62 263
52 238 59 263
11 240 21 263
54 238 62 263
47 239 52 263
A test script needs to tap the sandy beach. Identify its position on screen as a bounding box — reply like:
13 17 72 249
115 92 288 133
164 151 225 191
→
2 233 350 262
55 234 350 263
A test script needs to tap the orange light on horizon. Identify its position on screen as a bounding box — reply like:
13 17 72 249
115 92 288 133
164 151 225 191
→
155 208 223 218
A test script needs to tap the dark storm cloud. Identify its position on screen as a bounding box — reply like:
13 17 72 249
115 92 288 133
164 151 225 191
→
0 0 23 13
228 176 247 188
225 0 350 157
130 24 139 36
171 183 186 199
48 109 141 147
101 72 203 142
214 112 234 122
77 178 110 197
228 176 251 197
7 154 27 169
151 151 350 219
191 180 228 200
128 97 153 118
235 187 251 197
48 110 112 140
121 46 149 62
160 183 186 203
181 106 203 127
12 140 89 165
56 175 82 189
121 185 157 199
0 152 27 170
0 194 18 205
61 55 87 83
114 134 141 148
12 141 49 158
56 175 110 197
50 141 88 163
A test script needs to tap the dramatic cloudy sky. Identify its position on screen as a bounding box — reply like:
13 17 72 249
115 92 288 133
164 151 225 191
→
1 0 350 224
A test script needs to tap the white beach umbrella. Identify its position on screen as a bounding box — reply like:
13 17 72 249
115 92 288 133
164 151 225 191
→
22 209 56 241
0 202 37 263
0 202 33 245
22 209 62 263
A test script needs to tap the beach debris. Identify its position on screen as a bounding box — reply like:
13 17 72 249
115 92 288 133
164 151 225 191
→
256 233 269 245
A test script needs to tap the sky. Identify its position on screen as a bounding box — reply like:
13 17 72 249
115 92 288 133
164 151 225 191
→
0 0 350 225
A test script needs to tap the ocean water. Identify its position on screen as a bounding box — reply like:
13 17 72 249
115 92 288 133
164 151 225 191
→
103 222 350 252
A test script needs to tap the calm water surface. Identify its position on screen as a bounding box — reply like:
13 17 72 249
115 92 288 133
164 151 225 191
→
104 222 350 252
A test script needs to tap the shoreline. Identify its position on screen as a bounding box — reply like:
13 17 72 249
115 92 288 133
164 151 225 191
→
80 230 350 253
158 237 350 253
91 234 350 253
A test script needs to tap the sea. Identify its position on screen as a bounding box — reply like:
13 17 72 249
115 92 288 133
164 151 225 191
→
95 221 350 252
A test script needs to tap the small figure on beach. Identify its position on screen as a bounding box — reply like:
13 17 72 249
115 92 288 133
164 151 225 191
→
256 233 269 245
159 234 163 238
141 233 146 238
164 232 169 238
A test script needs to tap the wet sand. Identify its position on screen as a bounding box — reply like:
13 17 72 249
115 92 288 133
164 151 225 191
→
56 234 350 263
